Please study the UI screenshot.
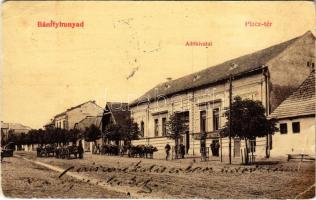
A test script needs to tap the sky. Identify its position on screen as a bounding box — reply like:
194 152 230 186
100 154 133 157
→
1 1 315 129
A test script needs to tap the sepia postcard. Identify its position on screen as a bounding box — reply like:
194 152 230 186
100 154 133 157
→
1 0 315 199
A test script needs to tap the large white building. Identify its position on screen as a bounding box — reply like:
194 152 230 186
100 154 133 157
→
129 31 315 159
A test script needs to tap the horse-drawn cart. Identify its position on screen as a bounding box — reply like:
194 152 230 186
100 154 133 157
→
128 145 158 159
37 145 56 157
1 142 15 161
37 144 83 159
55 145 81 159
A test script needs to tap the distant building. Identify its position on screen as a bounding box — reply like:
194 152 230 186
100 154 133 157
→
1 121 32 146
74 102 130 152
102 102 130 145
50 100 104 130
269 72 315 156
75 115 103 152
76 116 103 132
43 119 55 130
1 121 31 135
129 31 315 159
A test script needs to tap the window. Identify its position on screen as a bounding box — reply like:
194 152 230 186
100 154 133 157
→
307 61 310 67
200 111 207 132
280 123 288 134
162 117 167 136
213 108 220 131
140 121 144 137
292 122 300 134
154 119 159 137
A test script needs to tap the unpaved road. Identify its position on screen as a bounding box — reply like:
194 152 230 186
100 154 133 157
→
1 151 315 198
1 154 126 198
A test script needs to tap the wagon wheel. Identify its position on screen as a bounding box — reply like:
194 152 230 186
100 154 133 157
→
58 150 62 159
128 150 131 157
56 149 61 158
59 149 63 159
65 149 70 159
45 149 49 157
39 150 43 157
41 149 47 157
37 150 41 157
60 149 66 159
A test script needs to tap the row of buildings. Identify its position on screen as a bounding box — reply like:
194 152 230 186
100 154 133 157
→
42 101 130 152
42 31 315 159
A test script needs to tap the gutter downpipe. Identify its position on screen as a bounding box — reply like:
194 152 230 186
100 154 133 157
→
192 89 195 155
263 66 271 158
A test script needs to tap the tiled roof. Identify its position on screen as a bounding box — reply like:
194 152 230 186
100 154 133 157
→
76 116 102 131
130 31 314 106
54 100 100 118
105 102 130 126
269 72 315 119
43 119 55 127
1 121 32 131
54 111 67 118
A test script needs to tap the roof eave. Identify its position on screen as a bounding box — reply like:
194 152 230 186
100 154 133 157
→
129 66 265 107
268 113 315 120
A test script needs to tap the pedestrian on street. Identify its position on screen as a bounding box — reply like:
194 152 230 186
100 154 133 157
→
215 140 220 156
210 141 215 156
96 144 100 154
165 143 171 160
78 140 84 159
180 144 185 159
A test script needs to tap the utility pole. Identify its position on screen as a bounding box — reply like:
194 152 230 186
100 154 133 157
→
229 74 232 165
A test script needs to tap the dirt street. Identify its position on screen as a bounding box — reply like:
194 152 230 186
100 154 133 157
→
1 151 315 198
1 154 126 198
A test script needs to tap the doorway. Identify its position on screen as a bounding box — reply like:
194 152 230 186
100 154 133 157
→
234 138 241 157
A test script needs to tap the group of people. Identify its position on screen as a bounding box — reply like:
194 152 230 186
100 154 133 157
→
210 140 220 156
165 140 221 160
164 143 186 160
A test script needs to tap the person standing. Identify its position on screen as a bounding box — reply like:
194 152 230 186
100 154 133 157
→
96 144 101 154
165 143 171 160
215 140 220 156
78 140 84 159
210 140 215 156
180 144 185 159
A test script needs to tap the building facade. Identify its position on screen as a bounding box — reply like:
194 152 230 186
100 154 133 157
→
269 72 315 156
129 31 315 159
75 115 103 152
101 102 130 145
51 100 104 130
72 102 130 152
1 121 32 144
